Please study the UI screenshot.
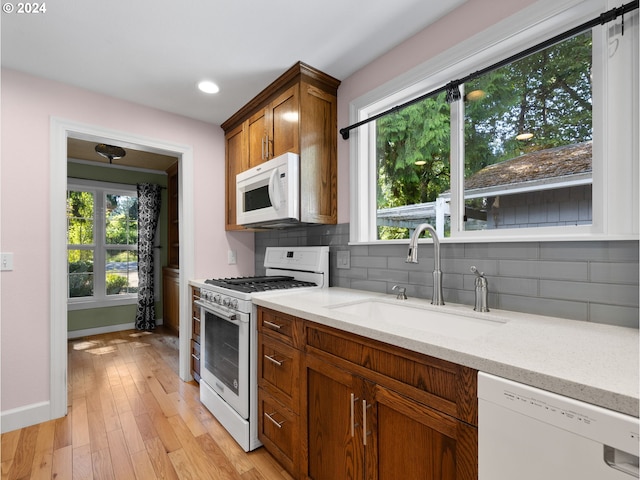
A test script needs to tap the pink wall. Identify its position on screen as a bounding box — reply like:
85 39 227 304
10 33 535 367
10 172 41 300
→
1 0 538 421
336 0 537 222
0 69 254 413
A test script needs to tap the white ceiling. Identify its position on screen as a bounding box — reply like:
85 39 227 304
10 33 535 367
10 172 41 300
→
1 0 466 126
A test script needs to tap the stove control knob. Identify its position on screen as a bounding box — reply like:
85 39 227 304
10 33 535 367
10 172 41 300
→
202 291 209 301
222 297 231 307
213 294 222 304
230 299 238 310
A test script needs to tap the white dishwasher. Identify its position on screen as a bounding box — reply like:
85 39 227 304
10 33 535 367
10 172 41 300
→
478 372 639 479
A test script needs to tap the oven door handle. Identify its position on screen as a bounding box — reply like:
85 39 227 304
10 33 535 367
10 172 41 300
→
194 300 245 325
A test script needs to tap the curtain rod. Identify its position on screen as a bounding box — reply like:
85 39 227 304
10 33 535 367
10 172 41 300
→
339 0 638 140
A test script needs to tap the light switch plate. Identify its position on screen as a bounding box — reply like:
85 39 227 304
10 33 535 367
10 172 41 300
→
227 250 237 265
1 253 14 271
336 250 350 269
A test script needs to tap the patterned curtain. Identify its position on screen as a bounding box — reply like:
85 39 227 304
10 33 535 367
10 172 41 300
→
135 183 162 330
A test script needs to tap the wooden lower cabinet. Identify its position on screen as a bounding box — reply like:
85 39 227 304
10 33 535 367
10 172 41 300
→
191 286 201 382
256 307 478 480
162 267 180 333
305 355 362 479
371 383 477 480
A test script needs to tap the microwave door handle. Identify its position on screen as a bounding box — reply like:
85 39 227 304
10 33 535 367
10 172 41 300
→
268 168 282 211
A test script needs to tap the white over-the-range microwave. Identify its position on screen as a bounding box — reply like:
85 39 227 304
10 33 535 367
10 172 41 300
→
236 152 300 228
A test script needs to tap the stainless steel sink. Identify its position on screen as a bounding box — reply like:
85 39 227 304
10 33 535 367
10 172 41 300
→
328 298 506 340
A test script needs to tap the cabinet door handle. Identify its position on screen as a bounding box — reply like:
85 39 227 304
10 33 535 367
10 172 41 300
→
264 411 285 428
191 353 200 361
266 134 271 158
263 320 282 330
362 400 372 446
264 354 283 366
261 136 265 160
350 393 360 437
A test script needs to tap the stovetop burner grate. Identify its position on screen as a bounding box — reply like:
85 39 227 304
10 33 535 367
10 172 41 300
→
205 276 317 294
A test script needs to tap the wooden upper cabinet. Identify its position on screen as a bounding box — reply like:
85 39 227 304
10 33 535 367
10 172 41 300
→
221 62 340 230
224 122 247 230
247 107 268 168
300 83 337 225
270 85 299 159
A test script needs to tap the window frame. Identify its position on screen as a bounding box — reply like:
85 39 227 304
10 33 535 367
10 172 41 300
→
67 179 140 310
348 0 638 244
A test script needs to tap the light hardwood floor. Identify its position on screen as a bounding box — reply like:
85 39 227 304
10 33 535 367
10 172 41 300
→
1 328 294 480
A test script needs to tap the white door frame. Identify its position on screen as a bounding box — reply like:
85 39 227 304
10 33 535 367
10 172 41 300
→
50 117 195 420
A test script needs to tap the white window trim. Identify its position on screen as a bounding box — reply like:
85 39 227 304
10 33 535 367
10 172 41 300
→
349 0 639 244
67 178 140 310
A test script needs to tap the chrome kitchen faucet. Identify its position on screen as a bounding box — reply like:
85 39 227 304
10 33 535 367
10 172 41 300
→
470 266 489 312
405 223 444 305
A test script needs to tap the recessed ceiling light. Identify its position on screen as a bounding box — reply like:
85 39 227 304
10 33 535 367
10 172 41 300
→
198 80 220 94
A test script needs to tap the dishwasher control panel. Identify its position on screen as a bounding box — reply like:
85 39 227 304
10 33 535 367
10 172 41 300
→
478 372 639 456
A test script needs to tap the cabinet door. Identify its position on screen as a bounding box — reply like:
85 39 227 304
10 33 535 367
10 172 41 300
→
225 122 247 230
247 108 268 168
305 354 363 480
269 85 299 158
369 383 477 480
299 82 337 224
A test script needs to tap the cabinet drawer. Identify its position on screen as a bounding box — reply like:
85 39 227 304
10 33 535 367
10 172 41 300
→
258 387 298 477
258 334 300 408
191 339 201 382
192 316 201 344
258 307 301 347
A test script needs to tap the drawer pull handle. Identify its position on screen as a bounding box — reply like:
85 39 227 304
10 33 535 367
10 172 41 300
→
264 411 285 428
264 354 283 366
191 353 200 361
263 320 282 330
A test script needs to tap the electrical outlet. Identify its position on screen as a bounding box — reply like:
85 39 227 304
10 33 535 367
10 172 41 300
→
227 250 237 265
336 250 350 269
1 253 14 271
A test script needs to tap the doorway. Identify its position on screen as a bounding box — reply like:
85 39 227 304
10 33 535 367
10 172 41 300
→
50 118 195 421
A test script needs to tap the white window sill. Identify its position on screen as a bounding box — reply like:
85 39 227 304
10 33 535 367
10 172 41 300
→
67 296 139 311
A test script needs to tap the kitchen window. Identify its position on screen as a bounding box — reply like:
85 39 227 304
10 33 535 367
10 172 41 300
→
67 180 139 308
349 0 638 243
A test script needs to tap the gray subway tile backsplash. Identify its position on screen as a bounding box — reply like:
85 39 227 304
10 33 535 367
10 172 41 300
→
255 224 639 328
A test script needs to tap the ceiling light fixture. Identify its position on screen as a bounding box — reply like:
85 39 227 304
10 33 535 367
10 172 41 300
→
198 80 220 94
465 89 486 101
415 160 427 166
516 132 534 141
95 143 126 164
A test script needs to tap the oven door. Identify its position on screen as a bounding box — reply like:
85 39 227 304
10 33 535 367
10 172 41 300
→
196 300 250 420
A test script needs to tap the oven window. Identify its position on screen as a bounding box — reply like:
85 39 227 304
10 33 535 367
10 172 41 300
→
244 185 272 212
204 310 240 395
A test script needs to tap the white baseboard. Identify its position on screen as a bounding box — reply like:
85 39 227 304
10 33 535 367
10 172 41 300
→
67 318 164 339
1 401 55 433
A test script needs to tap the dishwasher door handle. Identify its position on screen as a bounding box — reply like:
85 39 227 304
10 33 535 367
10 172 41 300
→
604 445 640 478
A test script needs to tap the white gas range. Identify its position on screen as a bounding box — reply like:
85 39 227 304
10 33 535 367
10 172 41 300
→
195 246 329 451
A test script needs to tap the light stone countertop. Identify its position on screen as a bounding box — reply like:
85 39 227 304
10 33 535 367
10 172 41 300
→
249 287 639 417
